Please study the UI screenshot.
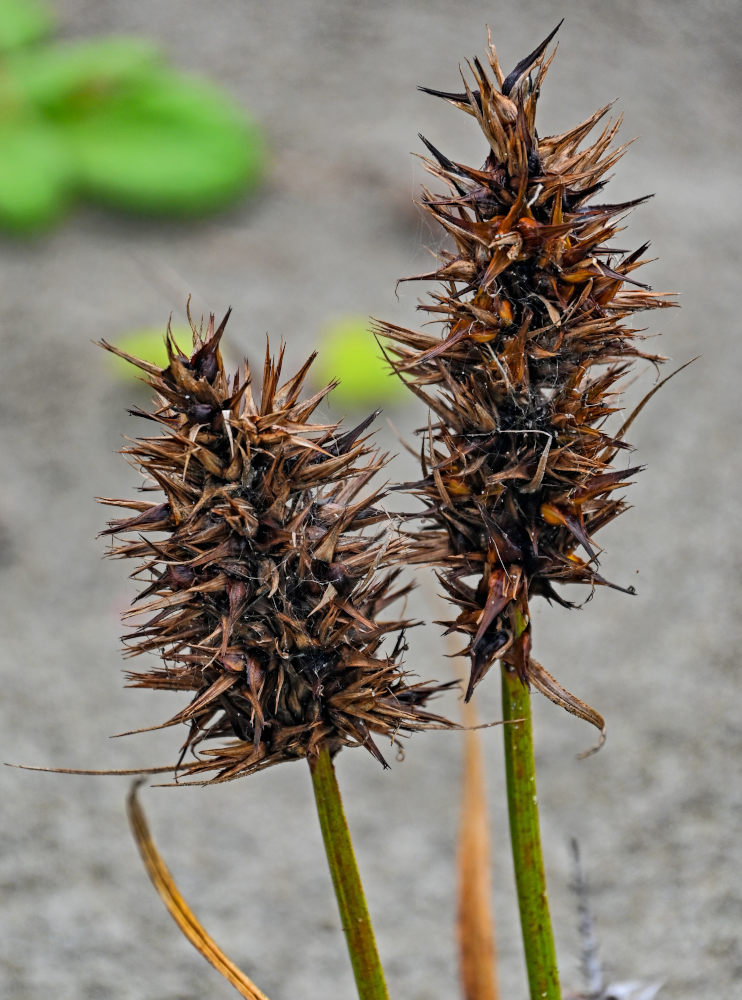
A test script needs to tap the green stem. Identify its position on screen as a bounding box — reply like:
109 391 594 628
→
309 747 390 1000
501 665 561 1000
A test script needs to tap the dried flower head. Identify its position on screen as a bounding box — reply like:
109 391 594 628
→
101 308 453 783
378 26 675 734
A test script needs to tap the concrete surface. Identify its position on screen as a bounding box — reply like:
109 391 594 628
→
1 2 740 998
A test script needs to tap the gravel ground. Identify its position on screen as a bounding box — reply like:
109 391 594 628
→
1 2 740 998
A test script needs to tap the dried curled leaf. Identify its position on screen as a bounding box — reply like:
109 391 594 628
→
528 659 605 758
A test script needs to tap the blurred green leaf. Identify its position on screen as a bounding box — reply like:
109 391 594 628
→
0 0 52 51
0 24 266 233
0 116 73 232
6 38 161 112
61 70 266 215
316 317 406 408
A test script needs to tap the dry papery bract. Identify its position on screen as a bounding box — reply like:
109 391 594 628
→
100 310 455 784
378 24 675 744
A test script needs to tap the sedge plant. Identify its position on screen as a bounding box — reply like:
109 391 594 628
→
99 308 457 1000
18 23 676 1000
379 23 674 999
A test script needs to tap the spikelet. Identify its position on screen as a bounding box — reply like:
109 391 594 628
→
378 25 675 733
100 308 454 784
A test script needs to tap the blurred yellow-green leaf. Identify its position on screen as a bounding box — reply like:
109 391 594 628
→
0 0 52 51
316 317 405 408
107 327 190 380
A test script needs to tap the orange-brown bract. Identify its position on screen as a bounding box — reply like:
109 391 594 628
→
100 311 453 784
378 26 674 728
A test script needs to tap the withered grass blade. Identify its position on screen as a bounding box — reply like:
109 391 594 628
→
126 781 270 1000
457 696 499 1000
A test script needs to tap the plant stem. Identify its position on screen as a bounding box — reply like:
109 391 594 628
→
309 747 390 1000
501 664 561 1000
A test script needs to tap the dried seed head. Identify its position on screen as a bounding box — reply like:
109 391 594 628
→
378 26 676 733
100 307 453 783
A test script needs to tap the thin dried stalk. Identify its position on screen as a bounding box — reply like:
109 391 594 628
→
457 694 499 1000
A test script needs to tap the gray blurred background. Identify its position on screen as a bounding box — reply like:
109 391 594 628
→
1 1 740 998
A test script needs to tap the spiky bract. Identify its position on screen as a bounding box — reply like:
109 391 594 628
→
378 26 674 722
101 310 452 783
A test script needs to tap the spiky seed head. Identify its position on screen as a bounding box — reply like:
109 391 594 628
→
378 26 676 736
100 307 454 783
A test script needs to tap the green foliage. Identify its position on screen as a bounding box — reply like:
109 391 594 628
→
316 317 406 408
64 70 265 215
0 116 72 231
0 0 52 51
0 8 266 234
7 37 160 110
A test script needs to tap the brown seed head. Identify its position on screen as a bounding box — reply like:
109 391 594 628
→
377 26 676 728
100 307 453 783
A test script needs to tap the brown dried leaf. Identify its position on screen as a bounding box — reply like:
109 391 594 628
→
126 782 270 1000
528 659 606 758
